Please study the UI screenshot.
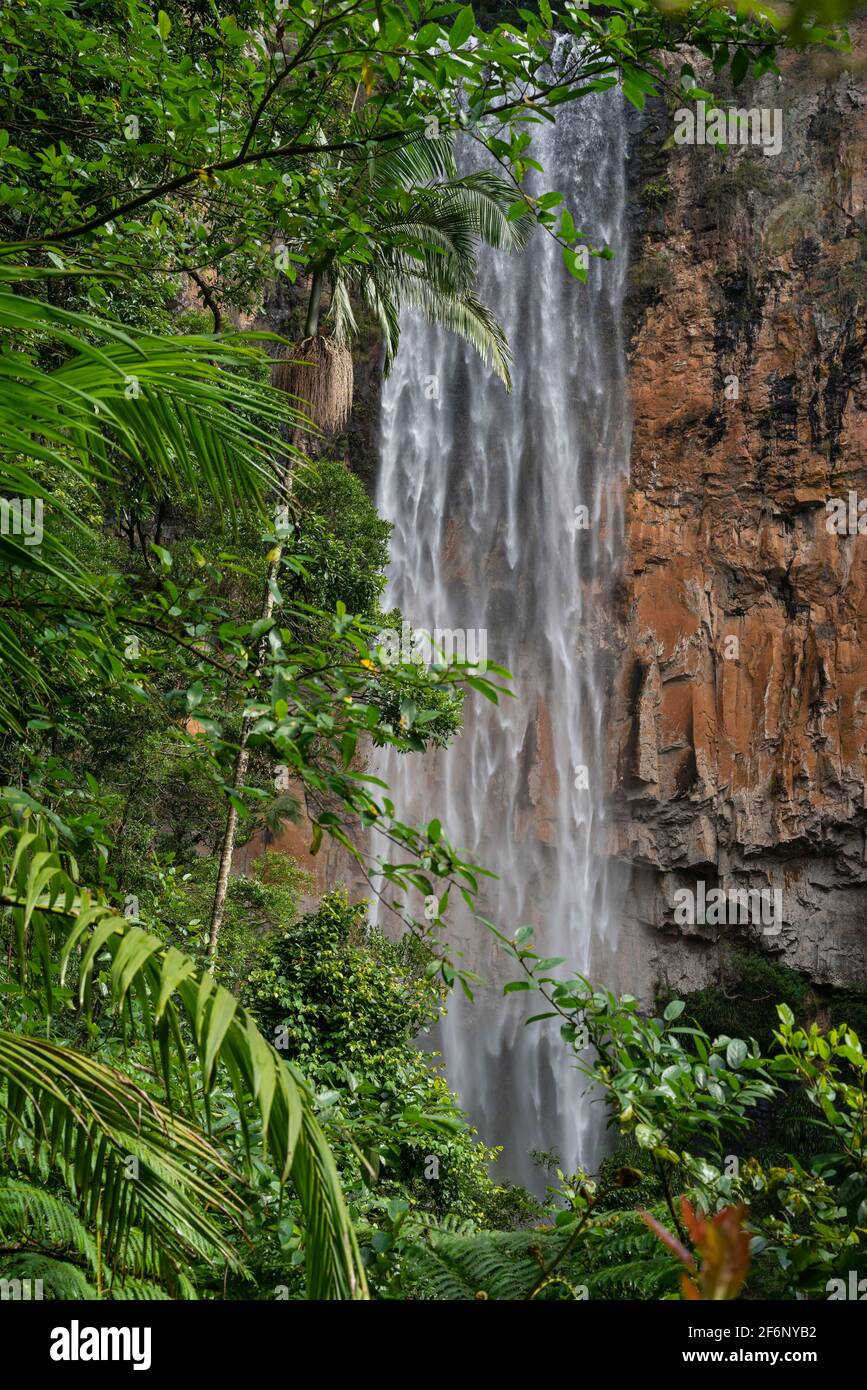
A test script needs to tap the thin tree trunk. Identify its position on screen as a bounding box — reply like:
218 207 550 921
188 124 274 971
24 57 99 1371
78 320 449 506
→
207 259 328 964
206 551 280 965
304 267 324 338
206 734 249 962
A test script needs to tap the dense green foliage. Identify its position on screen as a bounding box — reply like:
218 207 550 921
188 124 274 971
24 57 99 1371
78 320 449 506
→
245 891 504 1216
1 0 859 1306
479 929 867 1300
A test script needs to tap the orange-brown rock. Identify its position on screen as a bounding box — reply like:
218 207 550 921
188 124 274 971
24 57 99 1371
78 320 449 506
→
612 31 867 989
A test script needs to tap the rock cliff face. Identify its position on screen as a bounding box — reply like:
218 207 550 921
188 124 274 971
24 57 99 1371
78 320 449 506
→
612 32 867 992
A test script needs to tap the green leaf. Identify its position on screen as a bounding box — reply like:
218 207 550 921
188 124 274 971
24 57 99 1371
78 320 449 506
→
727 1038 747 1068
731 48 750 86
635 1124 658 1150
562 246 587 283
622 76 646 111
450 4 475 48
1 812 367 1300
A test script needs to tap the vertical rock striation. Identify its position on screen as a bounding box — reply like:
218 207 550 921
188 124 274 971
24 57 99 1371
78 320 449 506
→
613 32 867 991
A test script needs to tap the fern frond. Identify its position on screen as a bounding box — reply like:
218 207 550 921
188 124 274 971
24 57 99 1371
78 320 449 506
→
0 1179 97 1270
0 1252 96 1299
402 1223 580 1301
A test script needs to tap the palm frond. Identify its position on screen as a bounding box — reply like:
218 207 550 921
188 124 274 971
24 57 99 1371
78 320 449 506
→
362 133 457 191
370 221 477 291
359 274 401 369
0 285 300 521
0 812 368 1300
392 276 513 386
422 172 536 252
0 276 308 731
0 1031 247 1275
0 1178 198 1296
329 277 357 347
328 154 531 384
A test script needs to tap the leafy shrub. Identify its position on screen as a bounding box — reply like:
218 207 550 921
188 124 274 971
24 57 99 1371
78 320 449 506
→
641 175 673 207
242 889 510 1284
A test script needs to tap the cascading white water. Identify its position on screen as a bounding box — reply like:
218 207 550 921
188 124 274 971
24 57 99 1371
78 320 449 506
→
373 80 631 1186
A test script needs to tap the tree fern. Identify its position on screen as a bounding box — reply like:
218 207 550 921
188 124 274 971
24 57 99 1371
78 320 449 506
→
577 1208 681 1300
398 1205 680 1301
109 1279 175 1300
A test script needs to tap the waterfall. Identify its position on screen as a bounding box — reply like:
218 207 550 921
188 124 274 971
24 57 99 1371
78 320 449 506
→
373 82 631 1186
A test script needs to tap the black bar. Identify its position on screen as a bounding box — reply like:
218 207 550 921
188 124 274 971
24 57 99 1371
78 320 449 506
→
3 1295 860 1377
